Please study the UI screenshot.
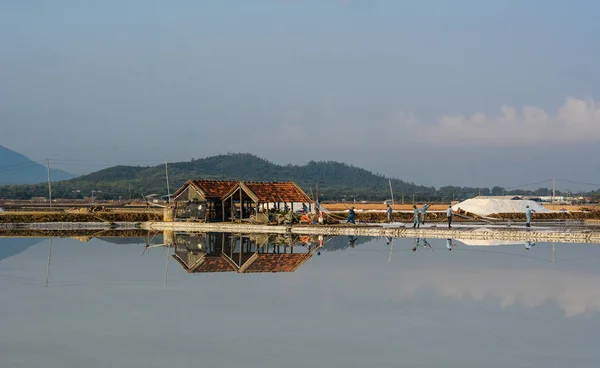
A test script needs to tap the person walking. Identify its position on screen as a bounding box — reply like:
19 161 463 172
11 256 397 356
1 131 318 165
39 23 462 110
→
386 204 393 223
347 207 356 224
525 205 535 228
420 204 431 225
412 205 420 228
446 205 453 228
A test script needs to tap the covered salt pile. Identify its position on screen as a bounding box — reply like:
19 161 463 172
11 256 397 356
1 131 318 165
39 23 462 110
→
452 196 551 217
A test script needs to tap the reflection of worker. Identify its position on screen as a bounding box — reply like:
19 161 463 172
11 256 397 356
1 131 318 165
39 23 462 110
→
347 207 356 224
420 204 431 225
412 238 431 251
385 236 393 245
525 240 535 251
446 238 456 251
386 204 393 223
412 205 420 228
525 205 536 227
348 235 358 248
412 238 420 251
446 205 453 228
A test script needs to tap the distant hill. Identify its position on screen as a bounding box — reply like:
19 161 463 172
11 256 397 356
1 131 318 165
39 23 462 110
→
0 153 436 201
0 145 74 185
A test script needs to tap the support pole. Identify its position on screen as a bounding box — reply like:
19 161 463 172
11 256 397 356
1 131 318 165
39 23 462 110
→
552 178 555 210
46 159 52 209
165 160 171 203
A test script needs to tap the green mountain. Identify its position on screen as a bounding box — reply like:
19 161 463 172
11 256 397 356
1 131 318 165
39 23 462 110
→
0 145 74 185
0 153 436 201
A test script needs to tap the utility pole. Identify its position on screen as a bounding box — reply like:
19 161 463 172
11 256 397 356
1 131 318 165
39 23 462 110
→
389 179 394 205
45 159 52 209
165 160 171 203
401 192 404 205
552 178 555 210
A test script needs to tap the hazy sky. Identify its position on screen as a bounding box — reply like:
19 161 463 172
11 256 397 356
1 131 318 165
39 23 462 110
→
2 1 600 190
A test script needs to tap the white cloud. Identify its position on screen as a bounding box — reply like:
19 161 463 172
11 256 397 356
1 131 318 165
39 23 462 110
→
269 97 600 150
398 97 600 146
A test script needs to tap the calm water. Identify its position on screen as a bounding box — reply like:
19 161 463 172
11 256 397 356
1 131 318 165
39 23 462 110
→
1 233 600 368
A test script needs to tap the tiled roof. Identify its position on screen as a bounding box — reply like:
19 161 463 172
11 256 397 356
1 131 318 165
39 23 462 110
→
243 182 312 203
243 253 311 273
192 256 236 273
191 180 238 199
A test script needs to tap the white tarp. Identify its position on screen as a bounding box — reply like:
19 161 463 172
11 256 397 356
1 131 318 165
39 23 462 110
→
452 197 550 217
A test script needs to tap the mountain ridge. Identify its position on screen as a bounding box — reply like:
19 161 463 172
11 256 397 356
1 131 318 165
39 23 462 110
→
0 153 435 201
0 145 74 185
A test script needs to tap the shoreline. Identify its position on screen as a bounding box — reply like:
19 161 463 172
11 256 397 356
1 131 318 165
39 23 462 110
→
1 221 600 244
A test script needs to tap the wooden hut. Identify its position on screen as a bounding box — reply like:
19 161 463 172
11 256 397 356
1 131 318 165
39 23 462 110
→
172 180 237 222
172 179 314 222
221 181 313 222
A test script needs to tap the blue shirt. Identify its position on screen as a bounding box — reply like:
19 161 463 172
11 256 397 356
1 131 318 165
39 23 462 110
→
447 207 453 217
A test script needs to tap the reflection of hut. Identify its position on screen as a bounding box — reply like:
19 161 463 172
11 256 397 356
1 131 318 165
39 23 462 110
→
172 232 319 274
172 180 237 222
221 181 313 222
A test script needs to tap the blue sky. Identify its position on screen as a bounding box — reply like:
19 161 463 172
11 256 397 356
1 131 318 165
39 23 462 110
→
2 0 600 190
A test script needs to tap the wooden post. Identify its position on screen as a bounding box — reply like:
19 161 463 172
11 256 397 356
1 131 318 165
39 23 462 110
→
239 189 243 221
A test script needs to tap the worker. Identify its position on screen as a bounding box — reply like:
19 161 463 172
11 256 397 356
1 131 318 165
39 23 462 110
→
386 204 393 223
525 205 536 228
347 207 356 224
420 204 431 225
446 205 453 228
412 205 420 228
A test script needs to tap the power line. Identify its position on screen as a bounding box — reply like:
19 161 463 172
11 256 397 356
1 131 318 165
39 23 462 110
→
503 179 552 190
0 163 45 173
555 179 600 187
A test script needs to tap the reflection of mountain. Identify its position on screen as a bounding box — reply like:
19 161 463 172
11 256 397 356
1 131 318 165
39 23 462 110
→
99 237 161 246
322 236 373 251
0 238 45 262
172 233 320 274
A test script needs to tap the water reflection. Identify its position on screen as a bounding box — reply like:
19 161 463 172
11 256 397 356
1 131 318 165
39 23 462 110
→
2 233 600 368
171 232 324 274
411 238 432 252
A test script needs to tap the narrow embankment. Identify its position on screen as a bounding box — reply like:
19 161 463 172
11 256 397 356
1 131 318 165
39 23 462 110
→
0 211 161 223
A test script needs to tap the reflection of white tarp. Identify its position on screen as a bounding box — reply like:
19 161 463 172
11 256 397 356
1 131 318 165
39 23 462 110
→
452 197 550 217
455 239 523 246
